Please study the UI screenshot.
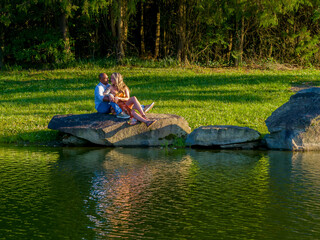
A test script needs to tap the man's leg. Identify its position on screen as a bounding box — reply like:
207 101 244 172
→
97 102 112 114
109 102 122 115
97 102 129 118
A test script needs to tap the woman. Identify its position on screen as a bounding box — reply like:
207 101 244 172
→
109 72 157 127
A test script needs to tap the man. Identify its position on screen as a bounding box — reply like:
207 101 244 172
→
94 73 130 118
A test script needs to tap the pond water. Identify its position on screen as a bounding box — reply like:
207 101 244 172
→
0 145 320 239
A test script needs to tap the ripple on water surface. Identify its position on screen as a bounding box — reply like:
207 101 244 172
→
0 146 320 239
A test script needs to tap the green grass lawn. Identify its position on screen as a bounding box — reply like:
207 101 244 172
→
1 64 320 145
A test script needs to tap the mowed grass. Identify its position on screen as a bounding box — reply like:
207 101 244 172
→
1 65 320 144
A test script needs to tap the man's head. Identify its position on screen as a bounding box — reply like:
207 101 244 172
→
99 73 108 85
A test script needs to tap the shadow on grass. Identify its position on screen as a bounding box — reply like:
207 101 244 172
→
1 130 61 145
0 88 279 106
1 76 97 95
1 70 320 144
1 72 320 111
0 95 93 105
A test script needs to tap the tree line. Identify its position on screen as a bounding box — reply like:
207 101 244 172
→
1 0 320 68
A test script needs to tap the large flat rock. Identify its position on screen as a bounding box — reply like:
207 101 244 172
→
48 113 191 147
265 87 320 150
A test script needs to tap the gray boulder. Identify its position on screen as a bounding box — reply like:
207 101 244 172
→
265 87 320 150
48 113 191 147
186 125 261 149
61 134 91 146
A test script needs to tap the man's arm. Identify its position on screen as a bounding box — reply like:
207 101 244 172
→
95 84 110 102
103 95 111 102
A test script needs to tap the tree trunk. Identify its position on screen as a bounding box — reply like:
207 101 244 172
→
227 32 233 63
140 0 145 56
154 4 160 59
0 31 3 69
110 10 117 40
177 0 187 63
115 0 125 61
163 29 167 57
234 15 244 67
0 46 3 69
268 43 273 58
117 18 125 61
59 11 71 54
163 14 170 58
240 16 245 63
110 9 119 59
122 0 128 53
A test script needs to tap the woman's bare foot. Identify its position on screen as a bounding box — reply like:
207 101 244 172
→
146 120 157 128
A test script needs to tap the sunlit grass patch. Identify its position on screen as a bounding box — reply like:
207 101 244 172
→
1 66 320 144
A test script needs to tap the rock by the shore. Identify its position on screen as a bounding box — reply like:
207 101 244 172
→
185 125 261 149
48 113 191 147
264 87 320 151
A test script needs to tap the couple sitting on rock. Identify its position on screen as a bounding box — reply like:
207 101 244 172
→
95 72 157 127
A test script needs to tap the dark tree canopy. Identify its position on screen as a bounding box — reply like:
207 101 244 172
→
1 0 320 68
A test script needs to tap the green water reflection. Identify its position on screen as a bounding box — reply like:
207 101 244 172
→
0 146 319 239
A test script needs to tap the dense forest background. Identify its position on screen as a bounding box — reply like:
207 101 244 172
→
1 0 320 69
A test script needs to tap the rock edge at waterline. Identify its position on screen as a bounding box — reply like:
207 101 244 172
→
48 113 191 147
264 87 320 151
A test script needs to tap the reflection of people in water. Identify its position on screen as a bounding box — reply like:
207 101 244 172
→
88 151 149 235
87 149 193 237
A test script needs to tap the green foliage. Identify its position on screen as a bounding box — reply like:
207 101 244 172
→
120 57 180 68
5 29 74 67
295 27 319 63
0 4 13 26
2 0 320 68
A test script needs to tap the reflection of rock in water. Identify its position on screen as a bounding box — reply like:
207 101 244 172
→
291 152 320 222
292 151 320 185
186 148 264 166
266 150 320 189
60 147 113 171
266 151 293 173
266 150 320 235
292 151 320 168
102 148 189 169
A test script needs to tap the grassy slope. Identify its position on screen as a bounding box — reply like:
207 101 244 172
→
1 65 320 144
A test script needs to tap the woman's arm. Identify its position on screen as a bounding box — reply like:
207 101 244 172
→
115 87 130 102
123 87 130 100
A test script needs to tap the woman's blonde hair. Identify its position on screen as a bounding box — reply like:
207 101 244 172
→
111 72 128 94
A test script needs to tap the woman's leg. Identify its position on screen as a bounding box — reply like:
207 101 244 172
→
126 96 146 118
130 109 157 127
126 96 157 127
131 110 148 123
